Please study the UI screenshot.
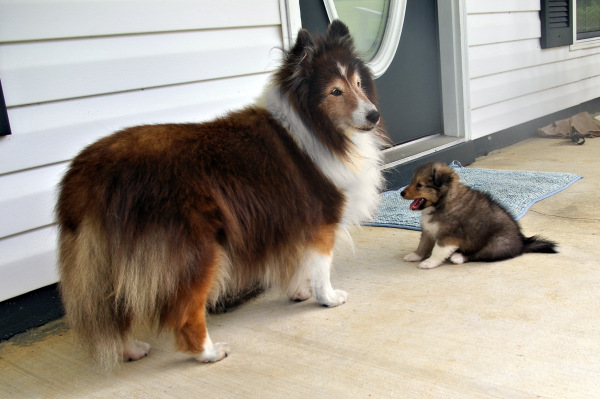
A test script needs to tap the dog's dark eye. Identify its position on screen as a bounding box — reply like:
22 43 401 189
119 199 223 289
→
416 183 423 188
357 81 361 88
331 88 343 96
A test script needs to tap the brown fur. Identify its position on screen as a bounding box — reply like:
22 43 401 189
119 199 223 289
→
57 109 343 367
56 21 388 369
401 162 557 269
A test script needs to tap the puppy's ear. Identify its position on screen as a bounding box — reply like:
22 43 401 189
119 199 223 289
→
432 167 452 188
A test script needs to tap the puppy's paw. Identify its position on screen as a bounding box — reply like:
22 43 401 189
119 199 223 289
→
403 252 423 262
199 342 231 363
122 340 150 362
449 253 466 264
317 289 348 308
418 258 442 269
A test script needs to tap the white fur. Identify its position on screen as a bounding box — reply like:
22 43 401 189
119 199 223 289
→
419 244 459 269
198 331 231 363
263 86 384 228
309 250 348 307
418 207 464 268
403 252 423 262
352 99 378 129
449 252 466 264
287 250 313 301
337 62 347 77
122 337 150 361
420 207 439 237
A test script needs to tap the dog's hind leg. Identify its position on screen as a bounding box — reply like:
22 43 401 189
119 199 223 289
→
449 252 467 264
122 335 150 362
287 258 313 302
197 330 230 363
167 285 231 363
162 243 231 363
468 235 524 262
419 243 458 269
308 225 347 307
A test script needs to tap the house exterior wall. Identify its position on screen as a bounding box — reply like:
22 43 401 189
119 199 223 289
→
1 0 599 302
0 0 283 301
466 0 600 140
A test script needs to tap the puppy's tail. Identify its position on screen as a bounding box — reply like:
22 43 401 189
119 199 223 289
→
523 236 558 254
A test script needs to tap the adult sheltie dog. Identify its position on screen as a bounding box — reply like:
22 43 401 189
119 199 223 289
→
401 162 557 269
56 20 389 369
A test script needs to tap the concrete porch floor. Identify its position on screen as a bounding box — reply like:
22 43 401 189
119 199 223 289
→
1 137 599 398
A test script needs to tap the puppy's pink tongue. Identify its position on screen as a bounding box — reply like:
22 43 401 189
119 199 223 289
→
409 198 425 211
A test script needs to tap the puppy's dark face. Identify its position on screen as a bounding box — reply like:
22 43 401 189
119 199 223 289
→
400 162 456 211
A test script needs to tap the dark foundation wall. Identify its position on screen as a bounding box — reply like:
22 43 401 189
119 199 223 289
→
472 97 600 158
0 284 63 341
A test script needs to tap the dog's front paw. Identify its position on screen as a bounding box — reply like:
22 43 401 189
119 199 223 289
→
418 258 442 269
404 252 423 262
316 289 348 308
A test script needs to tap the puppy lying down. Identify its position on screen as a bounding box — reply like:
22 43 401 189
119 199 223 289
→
401 162 557 269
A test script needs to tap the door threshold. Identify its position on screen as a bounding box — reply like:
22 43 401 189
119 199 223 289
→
382 134 465 169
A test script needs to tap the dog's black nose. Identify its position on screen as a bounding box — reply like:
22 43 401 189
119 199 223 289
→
400 190 406 197
366 110 380 124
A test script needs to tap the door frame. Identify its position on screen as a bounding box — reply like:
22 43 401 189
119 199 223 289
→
321 0 407 78
279 0 471 142
437 0 470 140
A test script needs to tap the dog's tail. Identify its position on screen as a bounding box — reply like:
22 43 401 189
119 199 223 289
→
58 219 125 371
522 235 558 254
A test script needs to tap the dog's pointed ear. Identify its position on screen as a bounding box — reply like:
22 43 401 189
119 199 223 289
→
432 166 452 188
292 29 314 55
327 20 356 49
290 29 315 76
327 20 351 41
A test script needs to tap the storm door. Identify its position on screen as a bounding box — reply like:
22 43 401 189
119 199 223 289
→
299 0 443 146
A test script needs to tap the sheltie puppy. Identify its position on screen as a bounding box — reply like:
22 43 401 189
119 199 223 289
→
56 20 389 369
401 162 557 269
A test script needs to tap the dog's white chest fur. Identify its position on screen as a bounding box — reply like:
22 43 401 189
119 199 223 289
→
420 208 439 237
340 132 383 226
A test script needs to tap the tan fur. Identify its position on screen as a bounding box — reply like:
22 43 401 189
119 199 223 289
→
320 72 374 175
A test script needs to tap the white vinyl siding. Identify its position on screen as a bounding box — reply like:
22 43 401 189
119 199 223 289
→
0 0 281 42
3 0 600 302
466 0 600 139
0 0 283 301
1 28 280 107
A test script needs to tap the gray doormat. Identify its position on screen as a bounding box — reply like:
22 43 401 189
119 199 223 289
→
366 162 582 231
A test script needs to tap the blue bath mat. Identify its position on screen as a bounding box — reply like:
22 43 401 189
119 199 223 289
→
366 163 582 231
